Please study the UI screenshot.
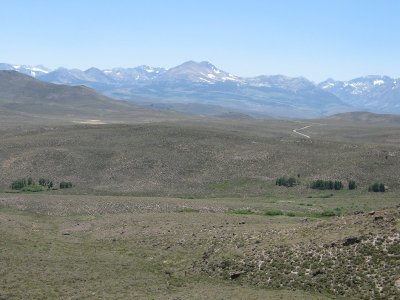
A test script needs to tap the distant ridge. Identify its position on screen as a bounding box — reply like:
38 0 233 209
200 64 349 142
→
0 70 178 124
326 111 400 124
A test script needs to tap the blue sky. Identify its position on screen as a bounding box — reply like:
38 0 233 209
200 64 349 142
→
1 0 399 81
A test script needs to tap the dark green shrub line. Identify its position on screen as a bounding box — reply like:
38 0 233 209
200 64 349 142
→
368 183 385 192
10 177 72 191
263 209 284 216
60 182 73 189
276 176 298 187
310 180 343 190
38 178 53 188
348 180 357 190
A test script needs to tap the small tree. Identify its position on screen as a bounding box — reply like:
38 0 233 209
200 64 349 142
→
27 177 33 186
276 176 297 187
333 181 343 190
348 180 357 190
10 178 27 190
369 183 385 192
39 178 49 187
60 181 73 189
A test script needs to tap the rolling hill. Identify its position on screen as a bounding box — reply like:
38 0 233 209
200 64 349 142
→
0 70 182 125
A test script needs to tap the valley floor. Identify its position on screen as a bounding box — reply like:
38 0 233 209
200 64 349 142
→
0 192 399 299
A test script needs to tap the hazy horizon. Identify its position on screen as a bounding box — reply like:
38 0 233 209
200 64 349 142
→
1 0 399 81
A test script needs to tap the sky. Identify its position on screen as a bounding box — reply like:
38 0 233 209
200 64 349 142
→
1 0 399 82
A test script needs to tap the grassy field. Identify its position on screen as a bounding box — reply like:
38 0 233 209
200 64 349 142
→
0 190 399 299
1 116 400 299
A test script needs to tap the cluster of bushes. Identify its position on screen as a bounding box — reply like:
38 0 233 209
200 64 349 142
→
10 178 29 190
368 183 385 192
38 178 54 189
275 176 298 187
10 177 73 191
310 180 344 190
59 181 73 189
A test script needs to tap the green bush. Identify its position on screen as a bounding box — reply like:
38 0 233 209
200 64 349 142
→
286 212 296 217
60 181 73 189
38 178 50 187
317 210 337 217
333 181 343 190
348 180 357 190
10 178 27 190
310 180 343 190
276 176 298 187
264 209 284 216
21 185 44 192
368 183 385 192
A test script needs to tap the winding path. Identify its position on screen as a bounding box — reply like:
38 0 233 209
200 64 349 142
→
292 125 313 138
292 123 327 139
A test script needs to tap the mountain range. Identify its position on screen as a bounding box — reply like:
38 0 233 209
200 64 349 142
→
1 61 399 118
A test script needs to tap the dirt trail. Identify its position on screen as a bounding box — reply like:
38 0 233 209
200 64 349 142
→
292 123 326 138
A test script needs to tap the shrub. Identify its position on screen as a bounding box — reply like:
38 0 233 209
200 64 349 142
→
60 181 73 189
276 176 298 187
317 210 337 217
334 181 343 190
348 180 357 190
286 212 296 217
264 209 284 216
310 180 343 190
38 178 50 187
21 185 44 192
10 178 27 190
27 177 34 186
368 183 385 192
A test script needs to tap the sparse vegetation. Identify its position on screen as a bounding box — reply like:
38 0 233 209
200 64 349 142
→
263 209 284 216
231 208 256 215
1 112 400 299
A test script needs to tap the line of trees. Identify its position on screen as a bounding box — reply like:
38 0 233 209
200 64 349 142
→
10 177 72 190
276 176 387 192
275 176 298 187
368 183 385 192
60 181 73 189
310 180 344 190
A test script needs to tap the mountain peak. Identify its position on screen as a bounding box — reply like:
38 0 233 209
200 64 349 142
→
163 61 239 83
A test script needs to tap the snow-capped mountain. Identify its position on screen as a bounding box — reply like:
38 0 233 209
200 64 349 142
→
0 63 50 77
318 76 400 112
2 60 399 118
156 61 241 84
244 75 315 91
